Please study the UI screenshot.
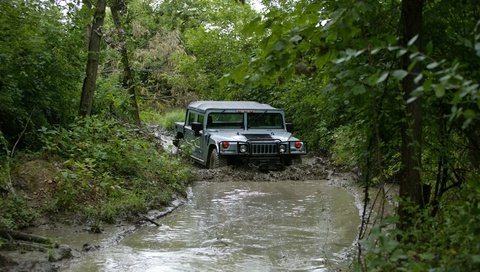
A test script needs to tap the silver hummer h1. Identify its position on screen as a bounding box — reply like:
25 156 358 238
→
174 101 307 169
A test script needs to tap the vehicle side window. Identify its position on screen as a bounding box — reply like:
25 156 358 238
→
198 114 204 125
187 111 197 126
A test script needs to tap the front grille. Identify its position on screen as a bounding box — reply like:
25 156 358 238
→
250 143 278 155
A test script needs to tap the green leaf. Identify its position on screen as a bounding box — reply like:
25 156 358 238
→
376 72 389 84
396 49 408 57
463 109 476 119
434 84 445 97
315 50 337 67
419 253 435 261
249 73 262 82
414 74 423 84
392 70 408 80
290 34 302 42
326 31 338 42
407 96 418 104
408 59 418 71
426 41 434 54
231 65 246 84
273 40 286 51
472 255 480 263
426 62 439 69
352 84 367 95
243 16 262 35
423 78 432 92
407 34 419 46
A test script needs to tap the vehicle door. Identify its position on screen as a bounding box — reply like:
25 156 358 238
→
184 110 203 160
184 110 204 160
196 113 207 160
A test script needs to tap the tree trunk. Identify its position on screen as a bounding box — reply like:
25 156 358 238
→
110 1 141 126
79 0 107 116
398 0 425 229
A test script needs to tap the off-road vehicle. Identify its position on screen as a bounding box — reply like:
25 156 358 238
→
174 101 307 169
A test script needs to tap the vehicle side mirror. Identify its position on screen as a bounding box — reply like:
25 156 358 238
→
191 122 203 136
285 123 293 133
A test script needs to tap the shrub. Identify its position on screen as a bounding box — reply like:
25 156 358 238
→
38 116 192 223
141 109 185 131
0 196 37 230
362 176 480 271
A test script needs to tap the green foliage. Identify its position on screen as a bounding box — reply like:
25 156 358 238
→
39 116 192 222
158 109 186 130
0 132 11 192
94 72 136 120
140 108 185 131
129 0 259 102
0 0 84 148
220 1 480 270
0 196 37 230
140 111 164 126
331 123 366 166
363 177 480 271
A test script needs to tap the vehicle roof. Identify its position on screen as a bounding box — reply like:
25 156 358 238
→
187 101 280 113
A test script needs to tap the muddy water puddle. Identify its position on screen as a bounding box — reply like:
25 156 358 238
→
62 180 360 271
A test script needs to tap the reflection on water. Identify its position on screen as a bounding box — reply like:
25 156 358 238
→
63 180 360 271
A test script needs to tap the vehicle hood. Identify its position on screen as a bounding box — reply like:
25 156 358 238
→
207 130 298 142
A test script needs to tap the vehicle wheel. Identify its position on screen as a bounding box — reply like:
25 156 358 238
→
173 138 180 147
293 156 303 165
286 156 302 166
208 148 227 169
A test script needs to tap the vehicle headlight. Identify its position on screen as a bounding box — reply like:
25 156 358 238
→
279 144 286 153
239 144 248 153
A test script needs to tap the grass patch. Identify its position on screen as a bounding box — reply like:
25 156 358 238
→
141 109 185 131
140 111 163 126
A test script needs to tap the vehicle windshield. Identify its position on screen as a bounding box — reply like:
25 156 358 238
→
247 112 284 129
206 113 244 129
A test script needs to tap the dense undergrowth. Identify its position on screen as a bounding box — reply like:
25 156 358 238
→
361 177 480 271
0 116 192 230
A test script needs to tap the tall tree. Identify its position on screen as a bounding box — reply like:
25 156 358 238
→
79 0 107 116
110 0 141 126
398 0 425 228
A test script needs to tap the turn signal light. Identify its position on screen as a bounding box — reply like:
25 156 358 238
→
294 141 303 149
222 141 230 149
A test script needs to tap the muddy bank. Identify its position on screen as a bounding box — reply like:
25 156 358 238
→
196 156 333 181
0 196 187 272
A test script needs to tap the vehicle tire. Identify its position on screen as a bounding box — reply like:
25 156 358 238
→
208 148 227 169
173 138 180 147
286 156 302 166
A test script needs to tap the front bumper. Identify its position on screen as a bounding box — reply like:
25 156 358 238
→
218 140 307 157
